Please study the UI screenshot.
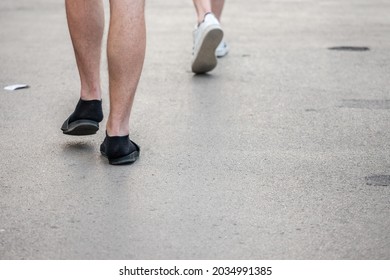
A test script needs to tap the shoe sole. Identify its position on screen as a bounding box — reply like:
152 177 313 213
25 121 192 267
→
62 119 99 136
101 150 140 165
192 26 223 74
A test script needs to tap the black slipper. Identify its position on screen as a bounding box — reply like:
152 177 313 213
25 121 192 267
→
100 133 140 165
61 99 103 136
61 117 100 135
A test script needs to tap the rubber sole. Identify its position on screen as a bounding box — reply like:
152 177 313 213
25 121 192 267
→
101 150 139 165
61 119 99 136
192 26 223 74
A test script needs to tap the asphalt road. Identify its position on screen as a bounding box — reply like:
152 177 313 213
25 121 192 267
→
0 0 389 259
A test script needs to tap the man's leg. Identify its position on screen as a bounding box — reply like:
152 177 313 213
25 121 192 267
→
62 0 104 135
65 0 104 101
99 0 146 165
106 0 146 137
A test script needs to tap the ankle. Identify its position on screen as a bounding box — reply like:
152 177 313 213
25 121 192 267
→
106 120 129 137
198 12 212 24
80 86 102 101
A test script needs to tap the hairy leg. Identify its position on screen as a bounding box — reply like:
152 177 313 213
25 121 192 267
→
106 0 146 136
65 0 104 100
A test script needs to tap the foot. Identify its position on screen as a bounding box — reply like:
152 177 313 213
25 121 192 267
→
100 133 140 165
191 13 223 74
61 99 103 135
216 41 229 58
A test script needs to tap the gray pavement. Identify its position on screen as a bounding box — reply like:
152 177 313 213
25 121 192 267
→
0 0 389 259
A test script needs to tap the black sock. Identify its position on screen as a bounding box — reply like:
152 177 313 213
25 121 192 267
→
68 99 103 123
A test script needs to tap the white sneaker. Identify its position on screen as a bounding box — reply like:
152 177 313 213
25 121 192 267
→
191 13 223 74
216 41 229 58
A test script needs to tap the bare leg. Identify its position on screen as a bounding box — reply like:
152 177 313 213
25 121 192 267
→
193 0 212 23
193 0 225 22
106 0 146 136
211 0 225 21
65 0 104 100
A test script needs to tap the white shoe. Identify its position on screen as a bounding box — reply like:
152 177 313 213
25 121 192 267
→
216 41 229 58
191 13 223 74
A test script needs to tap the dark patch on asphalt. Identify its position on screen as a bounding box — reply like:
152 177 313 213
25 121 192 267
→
339 99 390 110
328 46 370 51
365 175 390 186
